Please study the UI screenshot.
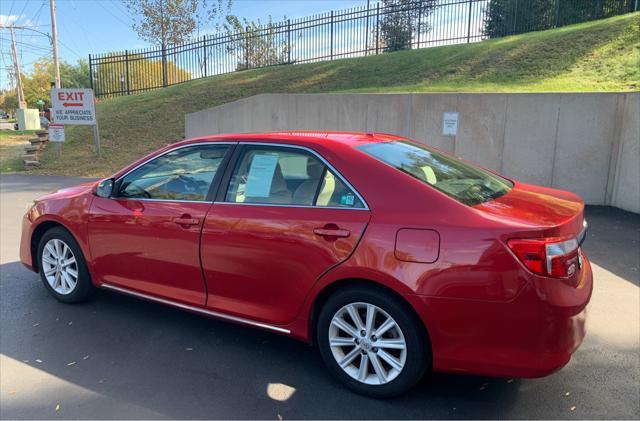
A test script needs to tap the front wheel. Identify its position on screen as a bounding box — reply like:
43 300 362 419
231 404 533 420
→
37 227 94 303
317 286 429 398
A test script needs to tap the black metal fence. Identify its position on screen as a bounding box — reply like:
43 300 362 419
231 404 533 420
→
89 0 637 98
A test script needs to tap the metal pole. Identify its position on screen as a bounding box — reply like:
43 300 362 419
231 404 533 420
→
9 27 26 109
287 19 291 63
88 54 94 90
330 11 334 60
203 36 208 77
93 120 101 157
466 0 473 43
365 0 371 54
49 0 61 88
512 0 519 35
375 3 380 54
125 50 130 95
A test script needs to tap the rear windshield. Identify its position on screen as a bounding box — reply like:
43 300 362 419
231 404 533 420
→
357 141 513 206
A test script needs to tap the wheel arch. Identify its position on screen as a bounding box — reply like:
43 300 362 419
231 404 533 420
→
307 278 432 356
30 219 73 272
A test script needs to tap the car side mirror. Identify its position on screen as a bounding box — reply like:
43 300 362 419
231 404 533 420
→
96 178 115 198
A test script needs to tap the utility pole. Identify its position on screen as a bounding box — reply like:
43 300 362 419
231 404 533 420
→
9 26 26 109
49 0 61 89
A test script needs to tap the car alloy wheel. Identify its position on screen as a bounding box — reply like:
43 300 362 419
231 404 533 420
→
41 238 78 295
329 302 407 385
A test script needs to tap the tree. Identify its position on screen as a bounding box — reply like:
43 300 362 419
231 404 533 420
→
20 58 90 108
223 15 291 70
125 0 232 48
0 91 19 115
379 0 438 52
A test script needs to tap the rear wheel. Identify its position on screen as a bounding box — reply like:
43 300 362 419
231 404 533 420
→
317 286 429 398
37 227 94 303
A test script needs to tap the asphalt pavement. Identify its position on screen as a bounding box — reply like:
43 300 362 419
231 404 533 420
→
1 174 639 419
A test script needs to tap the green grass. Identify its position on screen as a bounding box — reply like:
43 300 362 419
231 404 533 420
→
34 13 639 177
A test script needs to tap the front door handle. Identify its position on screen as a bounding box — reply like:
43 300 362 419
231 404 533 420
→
173 216 200 226
313 227 351 238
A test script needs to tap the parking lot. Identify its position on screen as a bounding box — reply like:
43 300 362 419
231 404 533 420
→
1 174 638 419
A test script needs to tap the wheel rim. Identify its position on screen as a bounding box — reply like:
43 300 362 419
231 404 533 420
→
328 302 407 385
41 239 78 295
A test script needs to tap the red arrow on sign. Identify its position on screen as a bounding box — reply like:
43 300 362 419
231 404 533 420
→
62 102 83 107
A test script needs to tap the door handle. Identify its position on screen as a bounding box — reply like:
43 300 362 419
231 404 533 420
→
173 216 200 226
313 227 350 238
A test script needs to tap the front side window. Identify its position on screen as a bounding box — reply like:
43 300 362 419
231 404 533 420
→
358 141 513 206
117 145 229 201
225 146 365 208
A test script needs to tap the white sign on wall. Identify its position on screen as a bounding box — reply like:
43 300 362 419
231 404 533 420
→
48 124 65 142
50 88 96 125
442 112 459 136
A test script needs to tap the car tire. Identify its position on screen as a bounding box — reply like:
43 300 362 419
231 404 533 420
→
37 226 94 303
317 285 429 398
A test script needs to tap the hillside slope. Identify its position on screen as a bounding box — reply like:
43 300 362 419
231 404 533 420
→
37 13 639 177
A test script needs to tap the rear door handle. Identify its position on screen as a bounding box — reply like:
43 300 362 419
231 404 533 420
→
313 227 351 238
173 217 200 226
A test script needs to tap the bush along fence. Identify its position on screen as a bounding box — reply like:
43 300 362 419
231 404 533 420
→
89 0 638 98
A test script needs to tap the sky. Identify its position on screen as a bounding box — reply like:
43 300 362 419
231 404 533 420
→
0 0 369 90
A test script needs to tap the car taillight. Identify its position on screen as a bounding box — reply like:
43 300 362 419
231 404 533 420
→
507 237 580 278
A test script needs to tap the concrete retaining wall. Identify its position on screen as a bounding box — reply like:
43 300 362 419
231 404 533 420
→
186 93 640 213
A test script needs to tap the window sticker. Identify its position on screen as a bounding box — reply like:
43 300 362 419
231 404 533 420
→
340 194 355 206
245 154 279 198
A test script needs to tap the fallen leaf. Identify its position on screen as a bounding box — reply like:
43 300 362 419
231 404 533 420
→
33 323 40 327
35 359 42 363
83 355 90 360
570 406 576 411
565 392 571 396
68 321 73 325
55 404 60 412
67 362 76 366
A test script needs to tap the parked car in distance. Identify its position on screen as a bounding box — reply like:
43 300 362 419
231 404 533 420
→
20 132 592 397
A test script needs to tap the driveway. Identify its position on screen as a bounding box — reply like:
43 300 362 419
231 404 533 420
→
1 174 638 419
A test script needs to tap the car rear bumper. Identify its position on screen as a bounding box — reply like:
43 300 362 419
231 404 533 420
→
409 255 593 378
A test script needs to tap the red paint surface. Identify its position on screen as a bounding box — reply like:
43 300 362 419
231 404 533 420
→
20 131 592 379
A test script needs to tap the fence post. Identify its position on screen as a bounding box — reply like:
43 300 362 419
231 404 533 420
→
203 36 208 77
466 0 473 43
245 26 250 69
161 43 168 87
330 11 334 60
88 54 93 91
125 50 130 95
375 3 380 54
287 19 291 64
365 0 370 55
416 0 421 48
512 0 519 35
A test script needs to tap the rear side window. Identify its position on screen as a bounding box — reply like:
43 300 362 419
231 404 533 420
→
224 146 365 208
357 141 512 206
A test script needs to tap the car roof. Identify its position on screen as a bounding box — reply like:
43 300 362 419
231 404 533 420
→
181 131 406 148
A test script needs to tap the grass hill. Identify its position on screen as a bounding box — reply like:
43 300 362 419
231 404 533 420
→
33 13 640 177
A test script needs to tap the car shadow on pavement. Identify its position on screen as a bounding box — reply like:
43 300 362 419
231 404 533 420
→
1 261 521 419
582 206 640 287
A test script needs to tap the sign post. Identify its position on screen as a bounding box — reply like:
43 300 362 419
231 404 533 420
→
50 88 100 156
48 123 65 158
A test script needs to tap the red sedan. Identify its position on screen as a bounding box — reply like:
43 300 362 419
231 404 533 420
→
20 132 592 397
